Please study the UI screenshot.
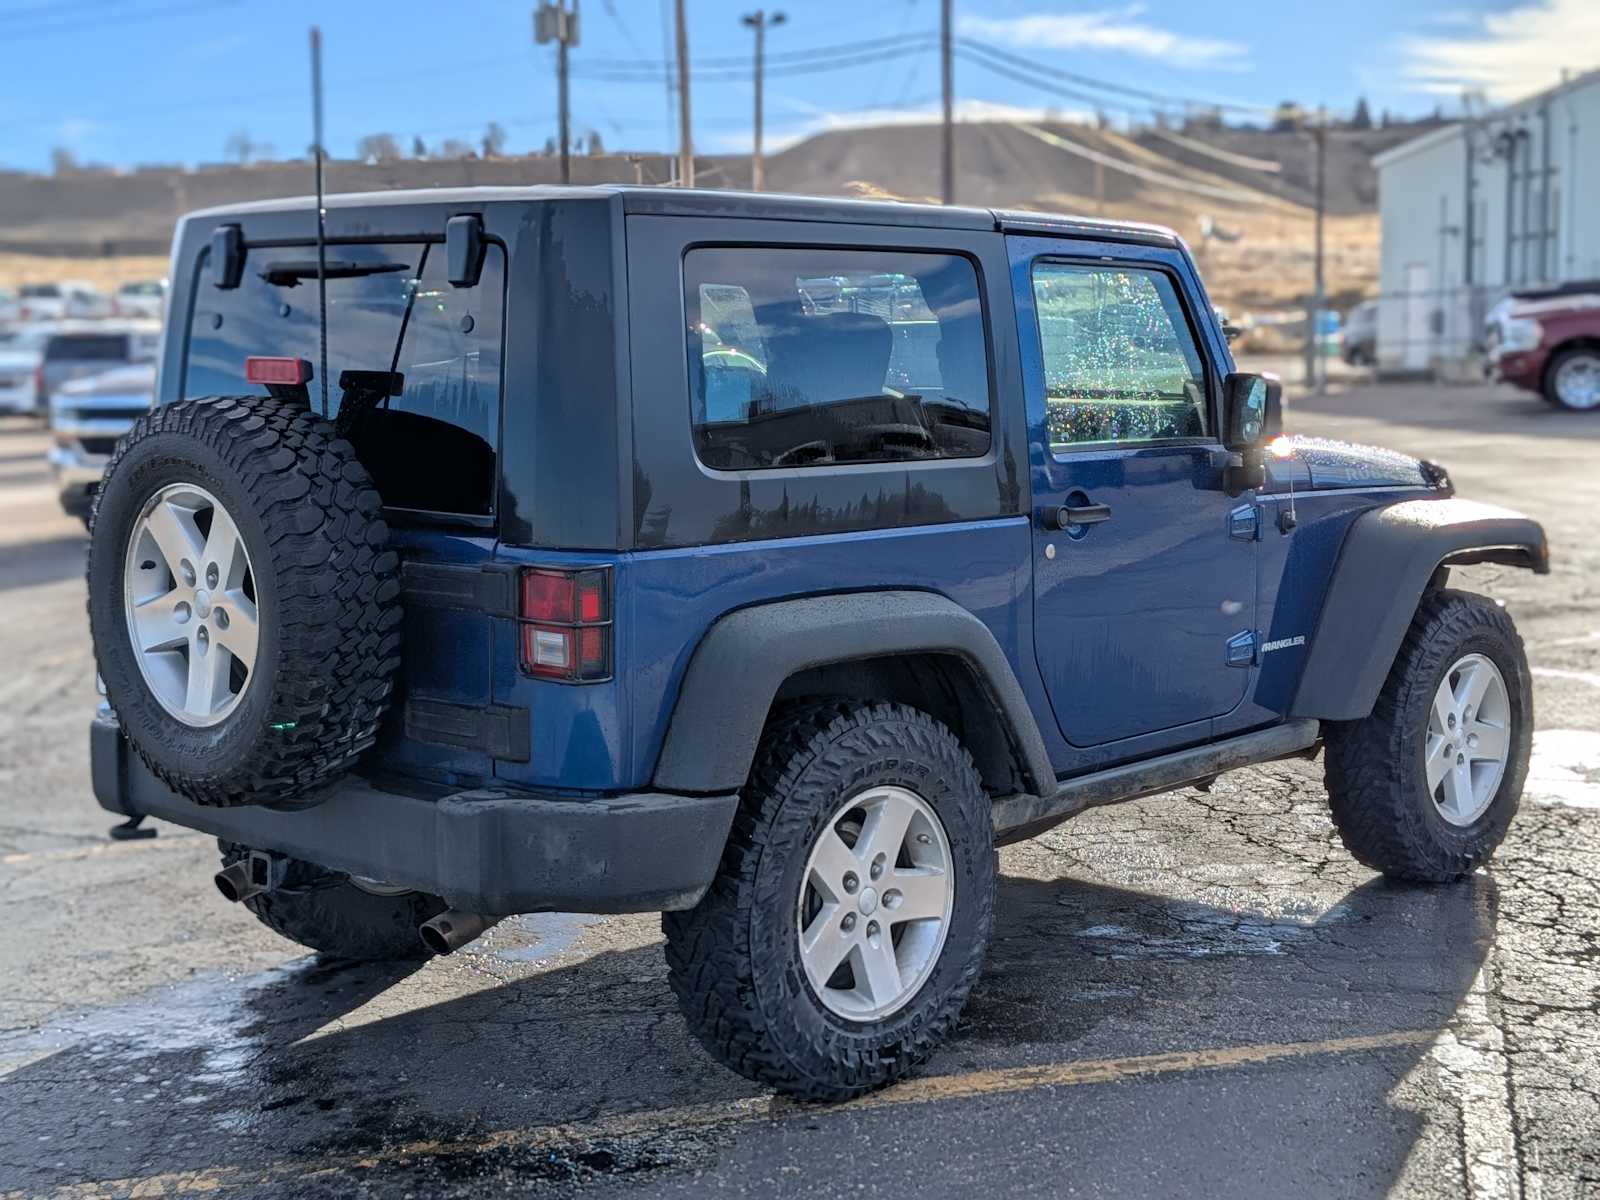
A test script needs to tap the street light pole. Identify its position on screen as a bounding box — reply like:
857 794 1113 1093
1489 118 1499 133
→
941 0 954 204
675 0 694 187
742 10 786 192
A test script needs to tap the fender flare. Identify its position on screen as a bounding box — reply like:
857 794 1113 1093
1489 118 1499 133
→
652 590 1057 796
1290 498 1549 721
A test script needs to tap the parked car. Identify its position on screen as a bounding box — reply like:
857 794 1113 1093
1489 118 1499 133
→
112 279 166 320
0 327 45 415
1485 290 1600 410
85 187 1548 1100
35 320 160 405
48 362 155 522
18 281 112 321
0 287 19 327
1341 299 1378 365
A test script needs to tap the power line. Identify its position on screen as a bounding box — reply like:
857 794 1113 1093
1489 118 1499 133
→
0 0 241 41
956 37 1273 116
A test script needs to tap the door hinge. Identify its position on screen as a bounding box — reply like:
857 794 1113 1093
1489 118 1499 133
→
1228 503 1261 542
1225 630 1257 668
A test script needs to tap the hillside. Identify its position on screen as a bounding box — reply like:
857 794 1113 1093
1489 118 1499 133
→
0 118 1436 315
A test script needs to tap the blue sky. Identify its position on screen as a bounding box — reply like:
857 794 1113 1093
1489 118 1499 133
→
0 0 1591 172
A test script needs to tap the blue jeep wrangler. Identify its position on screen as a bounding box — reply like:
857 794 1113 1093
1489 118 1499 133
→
85 187 1549 1099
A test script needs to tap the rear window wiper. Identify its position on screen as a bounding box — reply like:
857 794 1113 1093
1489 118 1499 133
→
258 261 410 287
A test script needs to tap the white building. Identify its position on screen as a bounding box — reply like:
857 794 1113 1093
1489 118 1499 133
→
1373 71 1600 373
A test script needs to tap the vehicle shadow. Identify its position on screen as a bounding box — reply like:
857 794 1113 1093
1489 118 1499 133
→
0 867 1494 1197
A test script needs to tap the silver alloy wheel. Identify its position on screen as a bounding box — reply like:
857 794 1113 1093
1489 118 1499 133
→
1554 353 1600 410
796 784 954 1022
122 482 259 728
1425 652 1511 827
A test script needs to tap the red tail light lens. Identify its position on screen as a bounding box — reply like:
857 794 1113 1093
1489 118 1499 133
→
245 356 312 385
518 567 611 681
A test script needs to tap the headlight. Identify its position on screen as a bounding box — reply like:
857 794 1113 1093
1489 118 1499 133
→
1500 317 1543 353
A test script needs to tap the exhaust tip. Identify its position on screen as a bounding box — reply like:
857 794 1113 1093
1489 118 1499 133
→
419 910 501 956
214 862 252 903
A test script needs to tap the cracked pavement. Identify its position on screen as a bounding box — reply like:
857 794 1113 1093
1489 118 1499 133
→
0 379 1597 1199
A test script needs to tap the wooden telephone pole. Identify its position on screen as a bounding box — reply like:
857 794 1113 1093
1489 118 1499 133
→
534 0 581 184
742 10 786 191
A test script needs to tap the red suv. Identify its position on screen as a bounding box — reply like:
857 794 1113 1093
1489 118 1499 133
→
1486 287 1600 411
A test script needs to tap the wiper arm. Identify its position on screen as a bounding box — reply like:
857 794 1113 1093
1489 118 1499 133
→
258 261 410 287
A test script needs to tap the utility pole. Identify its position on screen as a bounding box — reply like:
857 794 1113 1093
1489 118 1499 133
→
742 9 785 191
534 0 581 184
675 0 694 187
1305 107 1327 393
940 0 954 204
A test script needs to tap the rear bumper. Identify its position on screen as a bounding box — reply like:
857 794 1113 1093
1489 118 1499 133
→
91 714 738 916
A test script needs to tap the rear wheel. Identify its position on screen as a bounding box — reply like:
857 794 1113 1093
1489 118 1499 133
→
1324 590 1531 882
663 701 996 1100
220 843 445 961
1543 347 1600 411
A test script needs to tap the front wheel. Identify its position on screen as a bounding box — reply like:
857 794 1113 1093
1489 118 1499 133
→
1543 347 1600 411
1324 590 1531 882
663 701 996 1100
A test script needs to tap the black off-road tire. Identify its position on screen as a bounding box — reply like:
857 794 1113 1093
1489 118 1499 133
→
1324 589 1532 882
87 395 402 808
220 843 445 961
1542 346 1600 411
662 700 997 1100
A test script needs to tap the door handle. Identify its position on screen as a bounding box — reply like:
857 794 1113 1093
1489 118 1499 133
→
1043 502 1112 530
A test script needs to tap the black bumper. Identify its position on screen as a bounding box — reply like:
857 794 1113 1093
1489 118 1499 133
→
91 715 738 916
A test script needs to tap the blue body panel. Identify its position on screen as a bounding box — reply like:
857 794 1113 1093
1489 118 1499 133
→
1007 233 1256 749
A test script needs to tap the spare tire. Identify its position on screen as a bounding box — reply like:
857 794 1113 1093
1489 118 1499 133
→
87 395 402 808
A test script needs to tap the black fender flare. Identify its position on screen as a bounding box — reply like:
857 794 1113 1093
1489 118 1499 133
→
652 590 1057 796
1290 498 1549 721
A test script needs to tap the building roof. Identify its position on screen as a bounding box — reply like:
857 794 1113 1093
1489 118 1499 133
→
1374 68 1600 171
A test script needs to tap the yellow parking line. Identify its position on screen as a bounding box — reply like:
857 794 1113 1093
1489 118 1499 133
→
12 1028 1436 1198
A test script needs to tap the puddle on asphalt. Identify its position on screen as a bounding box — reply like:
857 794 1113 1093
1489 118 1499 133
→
1072 900 1356 959
1525 729 1600 809
0 908 603 1141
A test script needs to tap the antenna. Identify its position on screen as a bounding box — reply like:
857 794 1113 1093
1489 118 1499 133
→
310 26 330 418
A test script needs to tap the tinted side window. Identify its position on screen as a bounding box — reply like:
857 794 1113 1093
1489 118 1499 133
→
685 247 991 470
47 334 128 361
1032 262 1208 451
187 241 504 515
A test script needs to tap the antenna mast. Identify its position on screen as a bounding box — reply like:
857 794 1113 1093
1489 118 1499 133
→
310 27 330 417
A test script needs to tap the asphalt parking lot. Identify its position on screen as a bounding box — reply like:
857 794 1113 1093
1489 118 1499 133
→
1 381 1597 1199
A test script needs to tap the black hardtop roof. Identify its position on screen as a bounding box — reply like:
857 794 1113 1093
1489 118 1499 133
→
186 184 1180 247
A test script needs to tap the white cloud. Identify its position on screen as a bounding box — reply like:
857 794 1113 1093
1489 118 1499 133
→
1398 0 1600 103
958 5 1245 68
55 118 99 148
714 100 1095 154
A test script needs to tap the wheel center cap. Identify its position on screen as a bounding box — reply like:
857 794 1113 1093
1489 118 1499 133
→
193 589 213 619
858 886 879 916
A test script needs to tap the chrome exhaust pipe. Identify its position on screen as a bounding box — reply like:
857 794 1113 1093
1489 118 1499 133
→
214 860 267 903
419 910 503 956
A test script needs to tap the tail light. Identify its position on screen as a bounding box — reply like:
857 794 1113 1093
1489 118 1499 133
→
33 364 44 401
518 566 611 681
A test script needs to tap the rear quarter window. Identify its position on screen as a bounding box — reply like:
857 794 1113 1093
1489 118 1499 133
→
185 240 505 517
684 246 991 471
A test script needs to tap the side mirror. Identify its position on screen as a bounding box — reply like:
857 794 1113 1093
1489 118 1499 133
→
1222 372 1282 495
445 214 485 288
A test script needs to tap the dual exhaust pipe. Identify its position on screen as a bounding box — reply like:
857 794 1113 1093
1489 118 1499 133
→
214 856 500 957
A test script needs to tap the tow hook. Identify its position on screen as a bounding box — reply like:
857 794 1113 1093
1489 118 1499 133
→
214 850 286 903
419 910 504 956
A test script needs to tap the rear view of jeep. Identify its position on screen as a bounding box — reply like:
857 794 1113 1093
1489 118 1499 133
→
86 186 1548 1100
